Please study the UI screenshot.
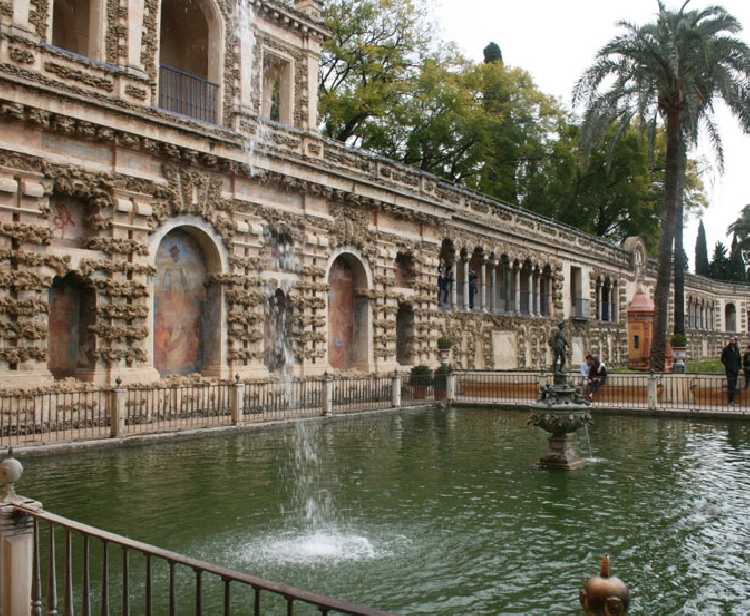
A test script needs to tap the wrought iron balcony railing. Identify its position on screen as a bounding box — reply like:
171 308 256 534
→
159 65 219 124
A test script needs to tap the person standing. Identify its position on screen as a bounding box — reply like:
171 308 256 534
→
721 336 741 407
743 345 750 390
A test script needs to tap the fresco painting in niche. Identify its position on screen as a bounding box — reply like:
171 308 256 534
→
328 257 354 370
50 197 85 248
49 283 79 378
154 230 207 376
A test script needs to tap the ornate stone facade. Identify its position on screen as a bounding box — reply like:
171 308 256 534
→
0 0 745 387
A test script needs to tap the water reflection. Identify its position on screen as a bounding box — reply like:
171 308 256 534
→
19 409 750 615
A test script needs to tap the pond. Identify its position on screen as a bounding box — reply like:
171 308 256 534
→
18 407 750 615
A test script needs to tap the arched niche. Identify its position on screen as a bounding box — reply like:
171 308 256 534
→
48 273 96 380
152 226 223 377
327 250 372 371
264 288 293 373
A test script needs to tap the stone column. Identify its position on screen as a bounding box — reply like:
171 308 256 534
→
109 379 127 438
462 260 470 311
125 0 145 70
231 376 245 425
323 373 334 415
489 260 497 312
0 450 42 616
391 371 401 408
477 260 486 311
514 266 521 314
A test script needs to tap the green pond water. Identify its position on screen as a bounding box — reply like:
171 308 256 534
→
17 407 750 615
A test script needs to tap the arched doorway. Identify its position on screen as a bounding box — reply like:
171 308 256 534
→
327 253 371 371
153 228 220 377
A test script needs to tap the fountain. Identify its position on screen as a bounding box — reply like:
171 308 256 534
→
528 321 592 470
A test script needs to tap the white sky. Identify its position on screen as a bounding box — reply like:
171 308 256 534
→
436 0 750 267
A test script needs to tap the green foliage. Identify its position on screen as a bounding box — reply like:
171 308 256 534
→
669 334 687 348
483 42 502 64
731 235 747 282
410 364 434 386
695 220 710 276
437 336 454 350
686 360 724 374
709 242 733 281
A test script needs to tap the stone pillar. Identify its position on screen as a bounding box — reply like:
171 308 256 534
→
534 271 541 316
446 372 455 402
391 371 401 408
514 266 521 314
231 377 245 425
648 370 658 410
0 450 42 616
109 380 127 437
462 260 470 311
489 261 497 312
125 0 145 70
323 374 334 415
477 261 486 311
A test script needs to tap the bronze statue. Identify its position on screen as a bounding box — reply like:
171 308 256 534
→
550 321 569 373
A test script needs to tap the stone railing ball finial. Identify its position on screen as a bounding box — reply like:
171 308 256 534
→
580 555 629 615
0 447 23 503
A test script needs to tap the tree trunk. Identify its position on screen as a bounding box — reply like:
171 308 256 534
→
651 108 682 372
673 144 686 337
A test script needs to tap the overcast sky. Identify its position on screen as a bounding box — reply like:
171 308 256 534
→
436 0 750 266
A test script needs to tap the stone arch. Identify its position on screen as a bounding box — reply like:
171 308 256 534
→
150 220 227 378
51 0 105 61
48 272 96 380
158 0 225 123
725 302 737 332
326 248 373 371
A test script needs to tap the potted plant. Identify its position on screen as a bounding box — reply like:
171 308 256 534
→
437 337 454 364
669 334 687 349
434 364 452 401
410 365 434 399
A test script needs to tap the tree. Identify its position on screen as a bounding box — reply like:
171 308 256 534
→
319 0 434 144
573 2 750 371
709 242 733 280
483 42 502 64
730 235 746 282
695 220 710 275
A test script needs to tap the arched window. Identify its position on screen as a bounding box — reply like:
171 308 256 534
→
52 0 104 60
159 0 223 123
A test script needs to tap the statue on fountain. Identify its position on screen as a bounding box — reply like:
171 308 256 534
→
550 321 569 374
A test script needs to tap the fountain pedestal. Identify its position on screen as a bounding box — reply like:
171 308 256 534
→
528 371 592 470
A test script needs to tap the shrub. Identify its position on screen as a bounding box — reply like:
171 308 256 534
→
669 334 687 348
437 337 454 350
410 365 434 386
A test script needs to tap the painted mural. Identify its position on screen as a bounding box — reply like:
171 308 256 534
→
154 229 207 376
48 276 95 378
328 257 355 370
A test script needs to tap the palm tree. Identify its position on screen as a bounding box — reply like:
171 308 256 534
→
573 1 750 372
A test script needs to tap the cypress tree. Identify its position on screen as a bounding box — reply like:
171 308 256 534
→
695 220 709 276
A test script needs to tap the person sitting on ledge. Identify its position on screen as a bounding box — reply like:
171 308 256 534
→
587 355 607 401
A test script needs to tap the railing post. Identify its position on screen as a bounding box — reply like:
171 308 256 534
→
323 373 334 416
447 371 456 402
391 371 402 408
0 449 42 616
231 375 245 425
110 378 127 438
648 370 658 411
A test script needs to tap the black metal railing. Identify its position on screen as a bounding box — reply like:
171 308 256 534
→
159 65 219 124
20 506 396 616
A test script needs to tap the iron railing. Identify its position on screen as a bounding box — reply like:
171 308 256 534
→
18 505 396 616
2 372 749 449
159 65 219 124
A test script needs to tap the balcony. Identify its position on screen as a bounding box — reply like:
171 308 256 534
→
159 65 219 124
572 297 590 320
